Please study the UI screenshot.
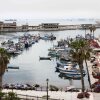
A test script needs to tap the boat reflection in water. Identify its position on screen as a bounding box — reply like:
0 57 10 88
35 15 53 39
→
58 72 85 80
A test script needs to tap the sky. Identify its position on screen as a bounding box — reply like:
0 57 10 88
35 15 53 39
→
0 0 100 19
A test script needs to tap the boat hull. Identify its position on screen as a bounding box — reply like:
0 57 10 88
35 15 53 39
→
39 57 51 60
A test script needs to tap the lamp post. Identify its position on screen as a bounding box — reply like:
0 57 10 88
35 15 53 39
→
46 78 49 100
83 25 86 38
84 27 86 38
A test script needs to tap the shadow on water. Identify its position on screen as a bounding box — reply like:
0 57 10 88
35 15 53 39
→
58 73 81 80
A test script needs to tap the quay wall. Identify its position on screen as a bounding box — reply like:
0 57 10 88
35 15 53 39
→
0 24 100 32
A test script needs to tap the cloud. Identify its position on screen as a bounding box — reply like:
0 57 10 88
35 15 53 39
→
0 0 100 19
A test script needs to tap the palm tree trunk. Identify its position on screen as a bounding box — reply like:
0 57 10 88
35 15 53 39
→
85 58 91 89
0 75 2 91
79 64 85 92
93 31 94 40
79 53 85 92
0 65 4 91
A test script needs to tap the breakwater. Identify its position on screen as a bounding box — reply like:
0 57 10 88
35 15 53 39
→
0 24 100 32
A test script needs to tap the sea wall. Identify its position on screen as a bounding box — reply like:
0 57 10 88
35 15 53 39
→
0 24 100 32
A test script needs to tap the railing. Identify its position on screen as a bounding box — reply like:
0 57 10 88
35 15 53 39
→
17 94 60 100
3 93 60 100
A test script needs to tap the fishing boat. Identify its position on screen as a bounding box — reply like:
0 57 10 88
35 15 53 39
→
62 71 85 79
48 51 60 57
56 61 76 71
41 34 56 40
7 66 19 69
60 68 86 79
7 64 19 69
60 67 85 73
56 57 78 73
7 47 16 54
13 50 22 54
57 60 74 66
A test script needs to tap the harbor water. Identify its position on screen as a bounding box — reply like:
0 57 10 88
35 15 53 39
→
0 19 100 89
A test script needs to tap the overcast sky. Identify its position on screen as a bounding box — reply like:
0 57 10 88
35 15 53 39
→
0 0 100 19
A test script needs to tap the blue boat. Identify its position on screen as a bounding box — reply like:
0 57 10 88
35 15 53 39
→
41 34 56 40
56 60 77 72
65 73 86 79
60 70 86 79
48 51 60 57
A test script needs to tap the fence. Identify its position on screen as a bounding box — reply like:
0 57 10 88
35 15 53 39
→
17 94 61 100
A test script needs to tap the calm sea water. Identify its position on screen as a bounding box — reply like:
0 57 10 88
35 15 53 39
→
0 19 100 88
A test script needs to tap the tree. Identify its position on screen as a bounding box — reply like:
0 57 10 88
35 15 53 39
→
0 91 20 100
84 47 92 89
0 91 5 99
89 25 96 39
89 26 93 33
70 39 91 92
5 92 20 100
0 48 10 89
92 26 96 39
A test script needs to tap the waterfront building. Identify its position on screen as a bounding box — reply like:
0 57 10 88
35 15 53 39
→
39 23 59 29
22 25 29 31
81 24 92 29
0 21 3 30
0 21 16 31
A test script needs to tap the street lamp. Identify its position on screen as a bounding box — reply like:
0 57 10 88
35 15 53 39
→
46 78 49 100
83 25 87 38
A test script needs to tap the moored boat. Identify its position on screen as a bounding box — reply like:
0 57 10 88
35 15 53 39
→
60 71 86 79
48 51 60 57
41 34 56 40
60 68 86 79
39 56 51 60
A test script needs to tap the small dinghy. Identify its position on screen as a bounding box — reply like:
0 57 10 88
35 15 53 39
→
39 56 51 60
7 64 19 69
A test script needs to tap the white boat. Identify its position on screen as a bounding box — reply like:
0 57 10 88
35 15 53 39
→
14 50 22 54
60 69 86 79
59 63 85 73
7 64 19 69
7 48 16 54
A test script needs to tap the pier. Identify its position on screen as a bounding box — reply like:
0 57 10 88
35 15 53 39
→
0 21 100 32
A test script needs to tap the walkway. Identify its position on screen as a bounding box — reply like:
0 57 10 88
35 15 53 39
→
87 56 100 100
2 89 94 100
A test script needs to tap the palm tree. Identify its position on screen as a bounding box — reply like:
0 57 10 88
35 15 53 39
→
70 39 91 92
89 25 96 39
92 25 96 39
0 48 10 90
89 26 93 39
84 46 92 89
89 26 93 33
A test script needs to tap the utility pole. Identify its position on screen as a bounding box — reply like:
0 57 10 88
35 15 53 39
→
46 78 49 100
